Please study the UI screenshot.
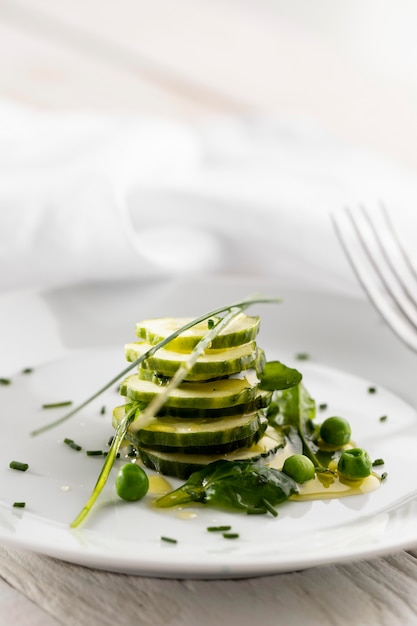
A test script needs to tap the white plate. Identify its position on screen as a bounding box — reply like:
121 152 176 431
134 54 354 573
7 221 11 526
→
1 276 417 579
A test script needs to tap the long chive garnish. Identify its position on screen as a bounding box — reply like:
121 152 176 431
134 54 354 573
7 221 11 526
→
31 296 280 437
70 402 138 528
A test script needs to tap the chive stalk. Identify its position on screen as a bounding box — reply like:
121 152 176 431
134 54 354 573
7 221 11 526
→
9 461 29 471
261 498 278 517
42 401 73 409
161 536 178 544
64 438 82 451
70 403 138 528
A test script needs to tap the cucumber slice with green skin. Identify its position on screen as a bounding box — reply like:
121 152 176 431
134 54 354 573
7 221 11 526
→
137 429 285 479
112 405 265 450
129 388 272 419
120 375 262 410
138 434 264 456
125 342 264 381
135 314 260 352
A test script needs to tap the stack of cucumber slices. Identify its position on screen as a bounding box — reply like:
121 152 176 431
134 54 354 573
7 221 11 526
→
112 314 285 479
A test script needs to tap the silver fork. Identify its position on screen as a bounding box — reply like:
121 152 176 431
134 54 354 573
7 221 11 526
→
331 205 417 353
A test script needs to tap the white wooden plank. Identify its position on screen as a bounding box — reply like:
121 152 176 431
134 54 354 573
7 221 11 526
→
0 571 57 626
2 545 417 626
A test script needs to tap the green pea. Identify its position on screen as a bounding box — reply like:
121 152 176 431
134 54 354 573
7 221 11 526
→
320 416 351 447
282 454 315 483
337 448 372 481
115 463 149 501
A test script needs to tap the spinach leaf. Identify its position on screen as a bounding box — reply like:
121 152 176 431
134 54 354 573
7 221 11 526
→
271 383 333 470
258 361 302 391
155 459 298 515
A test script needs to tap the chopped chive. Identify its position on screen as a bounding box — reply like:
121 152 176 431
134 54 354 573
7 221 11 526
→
64 438 82 451
207 318 215 329
161 536 177 544
261 498 278 517
295 352 309 360
86 450 103 456
100 405 106 415
206 525 232 532
368 386 377 394
107 435 114 446
372 458 385 467
22 368 33 374
246 507 267 515
381 472 388 481
9 461 29 471
42 401 73 409
13 502 26 508
379 415 388 422
318 403 328 411
0 378 11 385
222 532 239 539
103 451 120 458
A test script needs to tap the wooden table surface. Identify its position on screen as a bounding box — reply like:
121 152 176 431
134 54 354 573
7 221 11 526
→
2 2 417 624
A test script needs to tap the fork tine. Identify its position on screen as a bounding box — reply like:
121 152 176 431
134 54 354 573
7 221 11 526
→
361 203 417 309
332 206 417 353
379 202 417 283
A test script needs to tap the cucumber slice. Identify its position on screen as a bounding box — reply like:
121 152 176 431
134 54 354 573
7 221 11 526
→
135 314 260 351
120 375 262 410
112 405 266 451
138 428 285 479
136 388 272 419
125 342 263 381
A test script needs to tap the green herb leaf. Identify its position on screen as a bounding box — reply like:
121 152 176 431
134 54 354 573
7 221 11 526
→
258 361 302 391
270 383 329 470
155 459 297 514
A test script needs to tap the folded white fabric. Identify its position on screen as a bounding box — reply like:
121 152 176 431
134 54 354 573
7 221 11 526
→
1 99 417 296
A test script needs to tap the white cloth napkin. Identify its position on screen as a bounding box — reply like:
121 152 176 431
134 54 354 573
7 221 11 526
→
2 99 417 297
